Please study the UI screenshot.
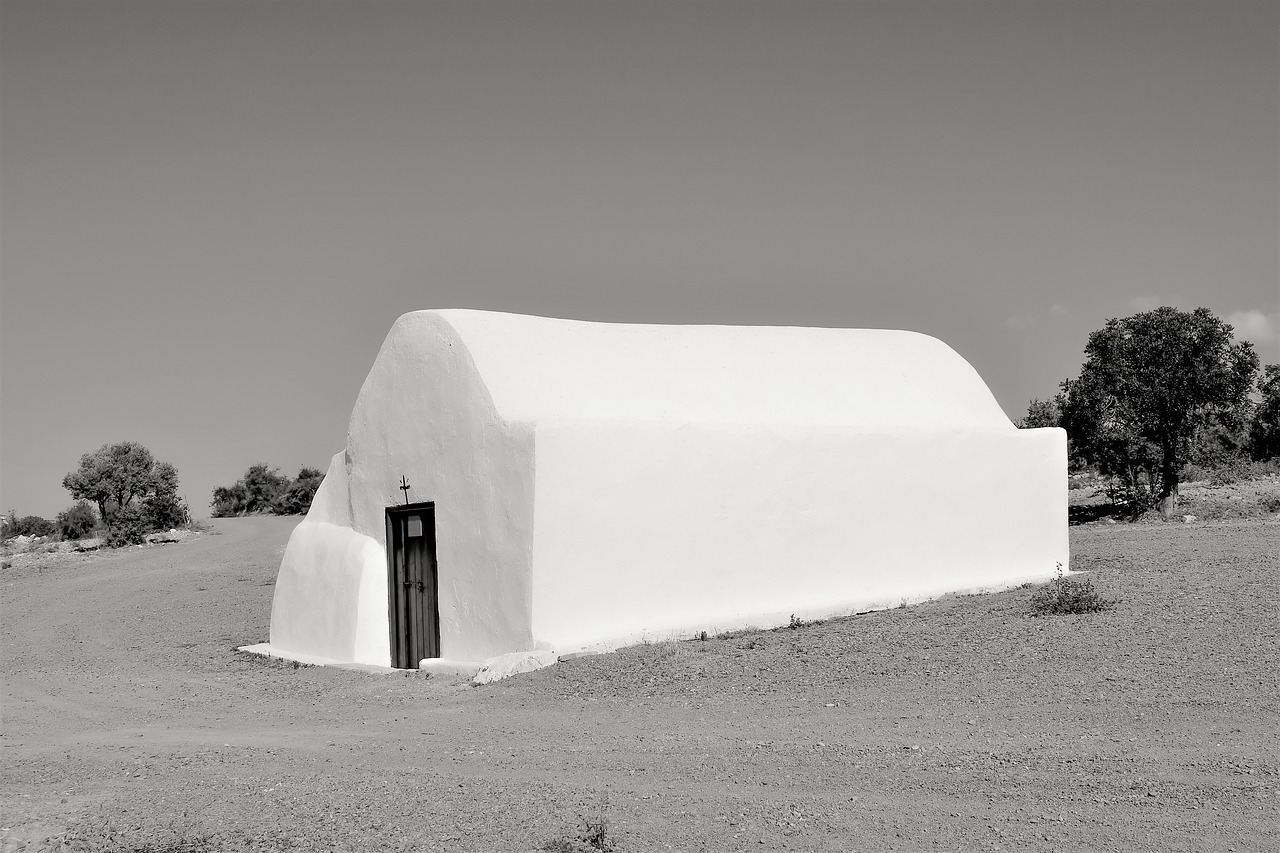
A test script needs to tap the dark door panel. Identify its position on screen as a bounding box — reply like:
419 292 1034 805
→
385 502 439 668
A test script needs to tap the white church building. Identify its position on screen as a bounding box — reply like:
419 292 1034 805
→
259 309 1067 670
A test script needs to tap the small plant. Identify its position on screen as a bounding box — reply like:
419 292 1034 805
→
183 518 218 534
1029 563 1115 616
789 614 806 630
542 799 616 852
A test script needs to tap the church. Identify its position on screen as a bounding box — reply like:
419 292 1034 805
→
258 309 1067 670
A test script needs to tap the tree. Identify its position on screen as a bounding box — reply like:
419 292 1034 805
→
1249 363 1280 460
63 442 156 523
1016 394 1064 429
140 461 189 530
62 442 187 532
1065 307 1258 518
275 466 325 515
241 464 289 512
210 464 293 516
211 464 325 517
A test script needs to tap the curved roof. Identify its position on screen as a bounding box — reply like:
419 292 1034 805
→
415 309 1012 430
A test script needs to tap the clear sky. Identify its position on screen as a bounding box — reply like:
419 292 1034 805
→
2 0 1277 519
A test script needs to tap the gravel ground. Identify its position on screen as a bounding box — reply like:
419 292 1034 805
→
2 514 1277 852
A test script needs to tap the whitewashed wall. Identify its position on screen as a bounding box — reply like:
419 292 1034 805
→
530 422 1067 652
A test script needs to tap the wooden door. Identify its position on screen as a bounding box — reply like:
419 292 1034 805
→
385 502 439 668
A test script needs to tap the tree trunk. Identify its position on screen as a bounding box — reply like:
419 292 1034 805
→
1158 432 1179 520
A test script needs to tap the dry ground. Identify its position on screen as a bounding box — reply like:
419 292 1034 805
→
2 513 1277 852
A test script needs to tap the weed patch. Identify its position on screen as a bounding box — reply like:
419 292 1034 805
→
53 813 223 853
1029 565 1115 616
232 649 313 670
542 800 617 852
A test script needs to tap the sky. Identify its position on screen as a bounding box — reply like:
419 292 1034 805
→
2 0 1277 519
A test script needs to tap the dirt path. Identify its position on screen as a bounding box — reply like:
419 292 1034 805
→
3 517 1277 851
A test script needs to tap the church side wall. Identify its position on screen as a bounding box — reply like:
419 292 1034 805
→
529 423 1067 652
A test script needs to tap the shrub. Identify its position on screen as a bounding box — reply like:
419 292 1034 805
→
1103 476 1159 516
1 512 56 540
273 467 324 515
1029 565 1115 616
140 491 190 531
211 464 290 516
210 482 249 517
212 464 324 517
56 501 98 540
104 506 149 547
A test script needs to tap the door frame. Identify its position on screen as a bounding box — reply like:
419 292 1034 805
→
384 501 440 668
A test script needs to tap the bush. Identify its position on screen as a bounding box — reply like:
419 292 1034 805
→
211 464 324 517
1103 476 1159 516
1 512 56 540
274 467 324 515
1029 565 1115 616
56 501 98 540
210 464 289 516
104 506 149 547
140 491 190 531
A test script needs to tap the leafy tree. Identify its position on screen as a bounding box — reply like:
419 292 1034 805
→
1063 307 1258 517
275 467 325 515
139 460 190 530
1184 404 1253 470
1249 363 1280 460
242 464 290 512
63 442 160 523
1016 394 1064 429
62 442 188 538
211 464 325 517
209 482 249 518
1062 376 1164 509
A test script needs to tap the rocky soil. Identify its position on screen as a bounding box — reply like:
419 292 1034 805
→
2 511 1277 852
